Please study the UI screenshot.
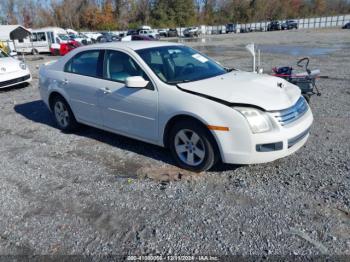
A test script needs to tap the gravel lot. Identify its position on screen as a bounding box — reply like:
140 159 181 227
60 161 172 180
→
0 29 349 258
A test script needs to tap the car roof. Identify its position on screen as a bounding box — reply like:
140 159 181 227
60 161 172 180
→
83 41 183 51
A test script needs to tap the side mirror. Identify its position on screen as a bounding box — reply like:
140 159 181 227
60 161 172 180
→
125 76 149 88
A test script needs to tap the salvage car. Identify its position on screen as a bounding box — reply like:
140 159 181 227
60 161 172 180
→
0 49 31 89
158 29 168 37
139 30 160 40
39 42 313 171
167 28 178 37
97 32 120 42
342 22 350 29
183 27 201 37
267 21 281 31
281 20 298 30
226 23 236 33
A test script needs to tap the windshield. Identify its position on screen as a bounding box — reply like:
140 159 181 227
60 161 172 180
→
58 34 70 40
136 45 227 84
0 49 8 58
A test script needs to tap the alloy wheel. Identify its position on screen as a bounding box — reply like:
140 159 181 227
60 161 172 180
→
174 129 206 166
54 101 69 128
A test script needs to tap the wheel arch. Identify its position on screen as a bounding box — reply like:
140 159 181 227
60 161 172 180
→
48 91 70 111
162 114 222 161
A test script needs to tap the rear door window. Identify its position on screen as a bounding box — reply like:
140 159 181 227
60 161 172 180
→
65 50 103 78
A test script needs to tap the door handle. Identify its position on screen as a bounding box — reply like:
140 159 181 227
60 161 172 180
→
101 87 112 94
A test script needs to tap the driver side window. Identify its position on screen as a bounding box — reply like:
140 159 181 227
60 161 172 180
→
103 50 150 84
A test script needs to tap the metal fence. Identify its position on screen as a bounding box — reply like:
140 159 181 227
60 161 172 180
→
177 14 350 36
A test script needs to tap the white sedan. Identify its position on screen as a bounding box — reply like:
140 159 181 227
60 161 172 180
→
0 49 31 89
39 42 313 172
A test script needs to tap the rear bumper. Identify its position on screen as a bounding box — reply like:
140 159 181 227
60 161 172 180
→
0 72 31 88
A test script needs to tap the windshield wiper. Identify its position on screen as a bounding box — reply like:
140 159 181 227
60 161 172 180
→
166 79 192 84
225 67 236 72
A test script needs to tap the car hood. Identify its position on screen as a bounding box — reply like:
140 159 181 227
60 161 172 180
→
0 57 22 73
178 71 301 111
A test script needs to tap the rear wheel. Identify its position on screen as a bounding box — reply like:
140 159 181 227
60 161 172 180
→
52 96 78 132
169 120 218 172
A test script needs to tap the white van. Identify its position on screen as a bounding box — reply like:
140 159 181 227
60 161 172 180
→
15 27 70 54
32 27 69 55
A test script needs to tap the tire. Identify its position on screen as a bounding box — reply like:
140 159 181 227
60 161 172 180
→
51 96 79 132
168 120 219 172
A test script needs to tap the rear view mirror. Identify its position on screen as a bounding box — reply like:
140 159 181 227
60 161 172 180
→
125 76 149 88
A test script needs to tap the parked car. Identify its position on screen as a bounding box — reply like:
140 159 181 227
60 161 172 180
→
122 35 153 41
97 32 120 42
139 30 160 40
342 22 350 29
59 40 81 56
226 23 236 33
68 33 92 45
132 35 153 41
183 27 201 37
0 49 31 89
82 32 102 42
281 20 298 30
167 28 178 37
127 29 139 36
240 27 252 33
267 21 281 31
158 29 168 37
39 42 313 172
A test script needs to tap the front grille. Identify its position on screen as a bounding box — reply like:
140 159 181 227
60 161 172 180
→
0 74 30 87
271 97 308 126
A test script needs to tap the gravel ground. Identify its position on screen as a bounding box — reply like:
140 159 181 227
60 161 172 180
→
0 29 349 258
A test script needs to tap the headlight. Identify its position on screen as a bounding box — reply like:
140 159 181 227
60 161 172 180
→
235 107 273 133
19 62 27 70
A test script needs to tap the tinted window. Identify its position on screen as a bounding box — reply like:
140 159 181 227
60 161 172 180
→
103 50 149 83
65 50 101 77
37 32 46 41
48 32 55 43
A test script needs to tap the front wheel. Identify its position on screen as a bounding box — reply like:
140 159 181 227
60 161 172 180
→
169 120 218 172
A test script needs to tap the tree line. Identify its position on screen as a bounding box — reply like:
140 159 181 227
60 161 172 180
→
1 0 350 30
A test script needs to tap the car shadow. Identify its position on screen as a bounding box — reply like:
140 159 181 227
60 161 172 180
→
14 100 240 173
